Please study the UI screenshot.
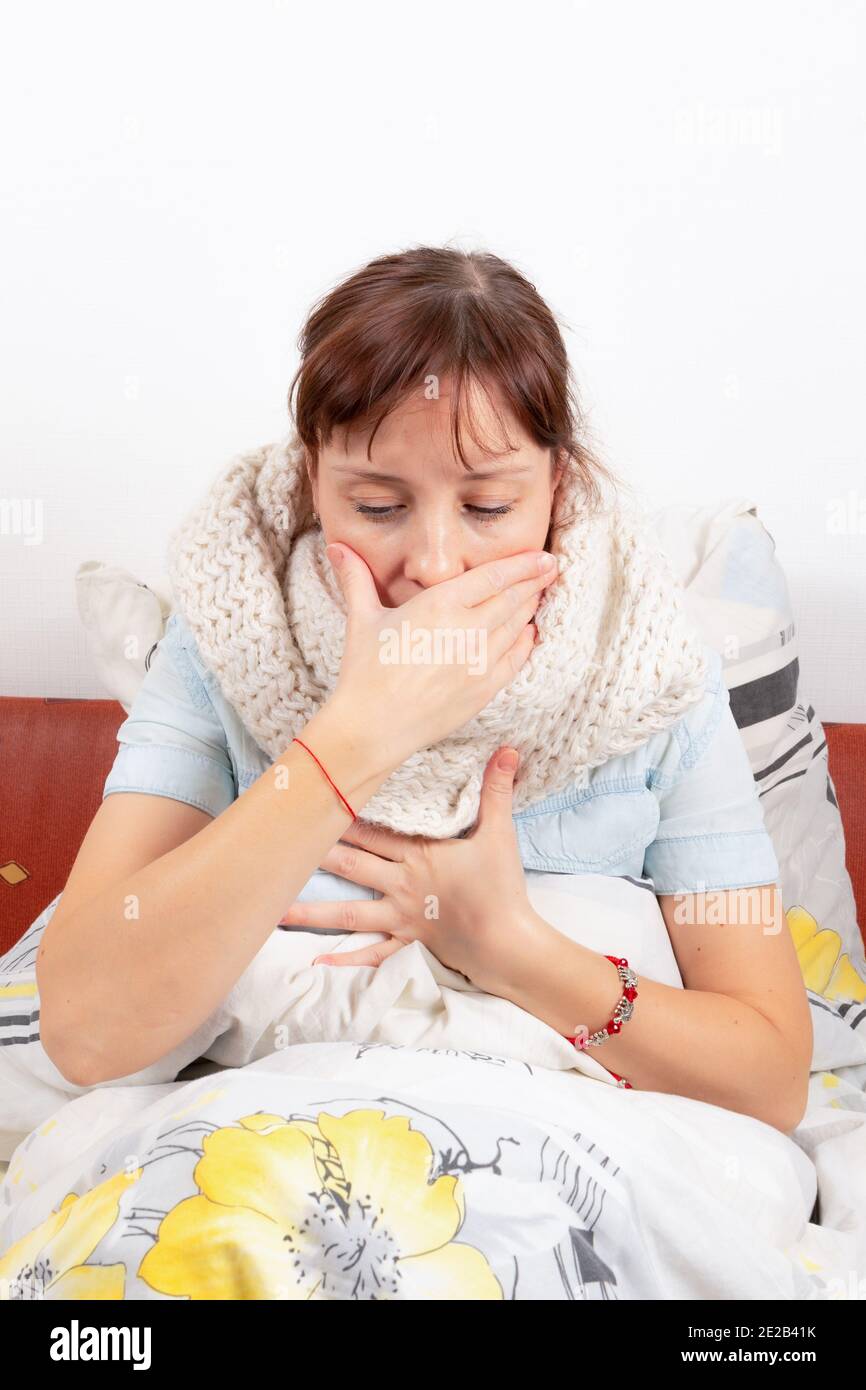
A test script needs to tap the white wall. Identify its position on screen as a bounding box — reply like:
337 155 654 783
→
2 0 864 718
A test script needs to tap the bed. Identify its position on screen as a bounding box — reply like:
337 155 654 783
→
2 497 865 1299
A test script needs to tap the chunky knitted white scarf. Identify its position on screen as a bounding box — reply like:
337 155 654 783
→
166 431 709 837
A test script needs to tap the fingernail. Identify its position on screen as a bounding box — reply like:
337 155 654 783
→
325 545 343 569
313 956 331 966
498 748 519 771
538 552 556 571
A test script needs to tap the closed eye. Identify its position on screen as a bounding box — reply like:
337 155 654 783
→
353 503 514 525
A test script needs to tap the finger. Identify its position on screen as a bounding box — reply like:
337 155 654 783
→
474 568 558 634
278 898 391 932
334 817 413 864
313 939 406 969
454 549 558 610
486 618 537 687
483 591 547 663
317 841 395 895
473 747 520 835
325 543 381 620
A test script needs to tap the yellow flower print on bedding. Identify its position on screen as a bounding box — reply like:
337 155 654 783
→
138 1107 503 1300
787 906 866 1002
0 1167 140 1300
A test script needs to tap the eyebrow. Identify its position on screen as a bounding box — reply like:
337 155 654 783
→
331 464 537 482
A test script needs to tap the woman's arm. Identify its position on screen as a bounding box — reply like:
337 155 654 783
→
482 883 813 1134
37 704 395 1086
37 547 554 1087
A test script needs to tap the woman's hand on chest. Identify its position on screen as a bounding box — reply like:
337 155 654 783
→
278 747 539 989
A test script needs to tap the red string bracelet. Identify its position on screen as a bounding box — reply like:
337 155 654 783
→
292 737 357 821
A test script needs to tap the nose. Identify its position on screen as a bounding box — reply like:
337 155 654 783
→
400 513 468 589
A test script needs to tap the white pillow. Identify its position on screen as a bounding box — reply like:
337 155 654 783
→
75 562 174 713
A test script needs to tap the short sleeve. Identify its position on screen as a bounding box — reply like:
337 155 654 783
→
102 612 237 819
642 647 781 894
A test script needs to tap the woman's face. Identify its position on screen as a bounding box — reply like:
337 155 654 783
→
308 378 563 608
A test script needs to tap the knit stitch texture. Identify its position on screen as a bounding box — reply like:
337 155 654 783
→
166 431 709 836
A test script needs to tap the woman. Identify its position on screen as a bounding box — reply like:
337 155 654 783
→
34 246 811 1131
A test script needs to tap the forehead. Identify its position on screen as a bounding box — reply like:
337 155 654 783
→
324 379 538 477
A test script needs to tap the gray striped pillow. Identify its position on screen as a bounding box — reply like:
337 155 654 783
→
654 499 866 1077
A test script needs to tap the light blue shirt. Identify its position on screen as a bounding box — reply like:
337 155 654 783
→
102 610 780 899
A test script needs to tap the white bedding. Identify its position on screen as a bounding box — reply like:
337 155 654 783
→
2 874 865 1299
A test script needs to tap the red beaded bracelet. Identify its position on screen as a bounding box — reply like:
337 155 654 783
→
563 955 638 1090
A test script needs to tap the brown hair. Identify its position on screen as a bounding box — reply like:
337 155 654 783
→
287 245 623 529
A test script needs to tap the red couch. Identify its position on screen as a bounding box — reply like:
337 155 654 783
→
2 696 865 958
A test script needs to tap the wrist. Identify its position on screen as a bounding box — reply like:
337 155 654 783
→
476 907 559 1001
293 700 400 811
481 911 625 1043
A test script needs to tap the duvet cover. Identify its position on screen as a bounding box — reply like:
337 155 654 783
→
2 875 865 1301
